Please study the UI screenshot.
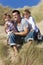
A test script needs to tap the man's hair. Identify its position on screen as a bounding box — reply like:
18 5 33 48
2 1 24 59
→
3 13 8 17
24 9 31 14
12 10 20 15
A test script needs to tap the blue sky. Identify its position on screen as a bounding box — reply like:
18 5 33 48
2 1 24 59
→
0 0 40 8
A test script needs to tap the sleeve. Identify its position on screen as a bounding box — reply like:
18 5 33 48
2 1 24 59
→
29 17 36 30
23 20 29 29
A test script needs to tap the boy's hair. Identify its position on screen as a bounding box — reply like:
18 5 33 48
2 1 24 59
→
3 13 11 19
12 10 20 15
3 13 7 20
24 9 31 14
7 14 11 19
4 13 7 16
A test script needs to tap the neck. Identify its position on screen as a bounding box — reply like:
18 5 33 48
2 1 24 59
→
17 17 21 24
28 15 31 19
8 20 11 21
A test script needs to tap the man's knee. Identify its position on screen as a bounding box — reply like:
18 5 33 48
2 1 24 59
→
9 33 15 38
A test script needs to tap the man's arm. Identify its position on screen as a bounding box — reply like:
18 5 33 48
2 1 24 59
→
13 28 29 36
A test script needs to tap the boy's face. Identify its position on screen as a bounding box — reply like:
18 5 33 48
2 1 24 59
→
13 12 20 21
23 12 30 19
5 16 11 21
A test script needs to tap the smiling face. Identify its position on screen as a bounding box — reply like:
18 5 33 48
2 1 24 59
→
23 9 31 19
12 12 21 23
23 12 30 19
5 15 11 22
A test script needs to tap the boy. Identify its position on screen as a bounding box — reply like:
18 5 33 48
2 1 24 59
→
4 14 17 45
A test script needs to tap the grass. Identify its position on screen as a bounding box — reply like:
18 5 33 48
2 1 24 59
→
15 41 43 65
0 42 9 58
0 36 43 65
31 3 43 23
0 18 43 65
0 37 12 65
0 2 43 25
0 2 43 64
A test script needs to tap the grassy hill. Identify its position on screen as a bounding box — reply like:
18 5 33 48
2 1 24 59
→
0 2 43 65
0 5 12 25
0 2 43 25
31 2 43 22
0 35 43 65
0 25 43 65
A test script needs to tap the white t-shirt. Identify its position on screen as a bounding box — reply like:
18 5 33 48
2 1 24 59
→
17 18 32 32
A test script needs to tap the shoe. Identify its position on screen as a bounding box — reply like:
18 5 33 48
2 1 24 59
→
37 35 42 40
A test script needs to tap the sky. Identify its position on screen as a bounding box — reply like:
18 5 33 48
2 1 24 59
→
0 0 41 8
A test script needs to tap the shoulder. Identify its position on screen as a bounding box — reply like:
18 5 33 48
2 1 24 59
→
21 18 28 25
21 18 29 28
21 18 26 22
29 16 35 23
29 16 33 20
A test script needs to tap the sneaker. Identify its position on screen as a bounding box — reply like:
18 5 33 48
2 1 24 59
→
37 34 42 40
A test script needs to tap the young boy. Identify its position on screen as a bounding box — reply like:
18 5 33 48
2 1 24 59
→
4 14 17 44
23 9 42 41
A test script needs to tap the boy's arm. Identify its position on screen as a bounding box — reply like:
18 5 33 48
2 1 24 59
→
4 23 8 33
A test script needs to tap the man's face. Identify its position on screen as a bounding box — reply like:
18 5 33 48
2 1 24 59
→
13 12 20 21
23 12 30 19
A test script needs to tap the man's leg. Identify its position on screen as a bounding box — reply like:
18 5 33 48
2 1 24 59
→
9 33 18 55
16 35 24 44
24 31 34 42
13 45 18 56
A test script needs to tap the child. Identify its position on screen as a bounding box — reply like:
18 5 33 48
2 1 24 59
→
4 14 17 44
23 9 42 41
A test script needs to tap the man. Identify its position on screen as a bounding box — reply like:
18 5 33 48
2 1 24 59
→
9 10 34 54
23 9 42 40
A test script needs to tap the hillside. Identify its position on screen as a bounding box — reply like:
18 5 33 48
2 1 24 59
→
37 20 43 35
0 2 43 65
0 5 12 25
0 2 43 25
0 21 43 65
